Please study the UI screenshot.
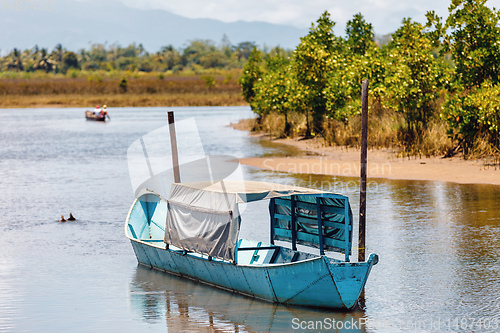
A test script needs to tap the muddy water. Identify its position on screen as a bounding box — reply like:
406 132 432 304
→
0 106 499 332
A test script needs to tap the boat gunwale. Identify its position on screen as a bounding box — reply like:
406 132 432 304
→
124 192 372 268
127 233 376 270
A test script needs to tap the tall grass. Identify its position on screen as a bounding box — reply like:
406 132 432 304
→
0 70 245 107
252 111 308 139
0 75 241 95
322 111 403 149
465 134 500 160
0 93 246 108
255 107 453 157
396 119 453 158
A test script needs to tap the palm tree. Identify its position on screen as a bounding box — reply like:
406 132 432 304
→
6 48 24 71
33 48 56 72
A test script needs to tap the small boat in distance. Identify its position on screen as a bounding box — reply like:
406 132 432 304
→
85 105 109 121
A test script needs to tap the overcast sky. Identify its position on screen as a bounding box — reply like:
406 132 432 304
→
118 0 500 35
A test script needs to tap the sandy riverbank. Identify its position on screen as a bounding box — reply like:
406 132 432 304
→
237 133 500 186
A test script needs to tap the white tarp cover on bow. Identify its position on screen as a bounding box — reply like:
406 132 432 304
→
164 180 324 262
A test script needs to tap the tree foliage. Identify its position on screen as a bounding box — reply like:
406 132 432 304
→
427 0 500 88
0 38 258 74
239 47 263 107
62 51 79 73
345 13 375 56
251 53 301 136
325 13 379 122
383 18 441 138
243 2 500 157
444 81 500 155
426 0 500 156
294 11 340 135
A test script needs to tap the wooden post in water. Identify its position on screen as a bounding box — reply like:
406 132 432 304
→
168 111 181 183
358 79 369 262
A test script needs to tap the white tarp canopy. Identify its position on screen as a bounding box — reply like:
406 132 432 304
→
164 180 325 262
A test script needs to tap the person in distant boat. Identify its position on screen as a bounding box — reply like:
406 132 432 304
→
100 105 108 118
94 105 101 115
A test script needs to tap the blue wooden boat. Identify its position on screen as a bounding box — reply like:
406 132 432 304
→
125 180 378 310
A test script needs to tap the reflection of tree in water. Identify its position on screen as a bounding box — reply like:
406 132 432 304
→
130 282 165 323
166 291 246 332
130 265 366 332
144 291 164 321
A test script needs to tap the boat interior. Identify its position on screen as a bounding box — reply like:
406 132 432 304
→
126 214 337 266
126 191 350 266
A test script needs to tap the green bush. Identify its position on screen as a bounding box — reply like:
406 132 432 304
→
443 82 500 156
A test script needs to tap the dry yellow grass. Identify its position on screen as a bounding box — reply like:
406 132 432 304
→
0 74 246 108
0 93 246 108
244 109 454 158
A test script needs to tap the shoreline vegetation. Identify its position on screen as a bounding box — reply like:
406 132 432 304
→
0 40 258 108
0 71 245 108
232 118 500 186
0 93 246 109
2 1 499 161
239 4 500 160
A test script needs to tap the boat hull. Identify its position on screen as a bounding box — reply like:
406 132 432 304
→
129 238 377 310
85 111 106 121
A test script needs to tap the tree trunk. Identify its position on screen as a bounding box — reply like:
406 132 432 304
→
305 109 312 138
312 113 323 136
284 111 291 137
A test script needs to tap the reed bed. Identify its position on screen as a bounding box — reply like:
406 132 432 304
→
253 109 454 158
0 73 245 108
0 93 246 108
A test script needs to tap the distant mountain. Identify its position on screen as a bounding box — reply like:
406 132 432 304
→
0 0 308 53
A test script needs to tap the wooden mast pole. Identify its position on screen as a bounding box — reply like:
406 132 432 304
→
168 111 181 183
358 79 369 262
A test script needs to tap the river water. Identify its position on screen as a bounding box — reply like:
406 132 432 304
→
0 106 499 332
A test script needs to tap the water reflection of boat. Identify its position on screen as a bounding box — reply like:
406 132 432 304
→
131 265 367 332
125 180 378 310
